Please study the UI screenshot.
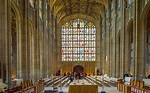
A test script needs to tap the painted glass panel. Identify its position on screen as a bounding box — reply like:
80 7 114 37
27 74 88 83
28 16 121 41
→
61 19 96 61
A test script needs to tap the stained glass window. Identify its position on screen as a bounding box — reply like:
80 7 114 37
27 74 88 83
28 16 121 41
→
61 19 96 61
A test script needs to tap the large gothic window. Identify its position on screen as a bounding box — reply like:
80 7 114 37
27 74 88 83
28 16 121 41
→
61 19 96 61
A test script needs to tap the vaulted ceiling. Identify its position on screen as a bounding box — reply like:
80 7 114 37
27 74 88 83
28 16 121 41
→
51 0 107 23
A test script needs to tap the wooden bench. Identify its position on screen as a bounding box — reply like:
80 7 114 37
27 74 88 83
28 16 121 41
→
117 78 124 91
143 79 150 87
11 79 23 88
109 77 118 83
122 77 132 93
143 79 150 92
9 79 44 93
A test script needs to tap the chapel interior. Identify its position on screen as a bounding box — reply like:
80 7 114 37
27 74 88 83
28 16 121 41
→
0 0 150 93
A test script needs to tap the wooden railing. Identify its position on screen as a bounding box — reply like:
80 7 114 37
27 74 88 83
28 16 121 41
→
0 80 44 93
117 79 150 93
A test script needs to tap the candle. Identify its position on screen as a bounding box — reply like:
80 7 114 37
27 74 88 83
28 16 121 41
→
95 67 97 76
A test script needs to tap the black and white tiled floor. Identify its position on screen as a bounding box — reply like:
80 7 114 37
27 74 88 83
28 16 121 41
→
45 79 122 93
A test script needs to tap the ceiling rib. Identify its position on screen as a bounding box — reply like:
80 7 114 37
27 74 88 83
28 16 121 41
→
53 0 107 22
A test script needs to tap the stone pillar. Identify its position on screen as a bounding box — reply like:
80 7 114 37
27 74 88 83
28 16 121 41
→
120 0 125 78
105 9 110 76
100 19 105 75
26 0 30 80
48 10 53 75
37 17 40 80
103 15 106 75
134 0 146 80
21 0 29 80
42 0 49 78
49 33 53 74
39 30 42 78
112 0 117 77
7 0 12 87
0 0 11 86
100 19 103 75
51 14 56 75
116 31 120 78
34 0 39 82
48 10 52 76
55 18 58 74
0 13 1 78
96 25 101 75
38 18 44 79
43 31 46 78
29 22 35 82
45 38 49 77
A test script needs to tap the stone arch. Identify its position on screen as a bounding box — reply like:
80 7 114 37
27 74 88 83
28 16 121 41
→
11 7 17 79
11 0 23 78
58 14 100 28
73 65 84 74
125 18 134 76
140 0 150 77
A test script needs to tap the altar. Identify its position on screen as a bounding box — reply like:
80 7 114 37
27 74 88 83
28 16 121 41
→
68 81 98 93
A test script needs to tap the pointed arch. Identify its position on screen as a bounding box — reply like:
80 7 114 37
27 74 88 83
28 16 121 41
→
58 14 100 28
11 0 23 78
140 0 150 77
125 18 134 76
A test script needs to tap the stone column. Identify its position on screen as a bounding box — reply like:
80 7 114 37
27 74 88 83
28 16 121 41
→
46 3 50 78
26 0 30 80
0 12 1 78
0 0 11 86
42 1 49 78
43 31 47 78
104 16 106 75
7 0 11 87
39 29 43 78
120 0 125 78
21 0 29 80
134 0 146 80
105 9 110 76
48 11 53 76
96 25 101 75
45 38 49 77
101 19 105 75
51 14 56 74
100 19 103 75
34 0 39 82
37 15 40 81
116 31 120 78
112 0 117 77
29 23 35 82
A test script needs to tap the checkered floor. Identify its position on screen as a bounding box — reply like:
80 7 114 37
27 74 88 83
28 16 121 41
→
45 79 122 93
